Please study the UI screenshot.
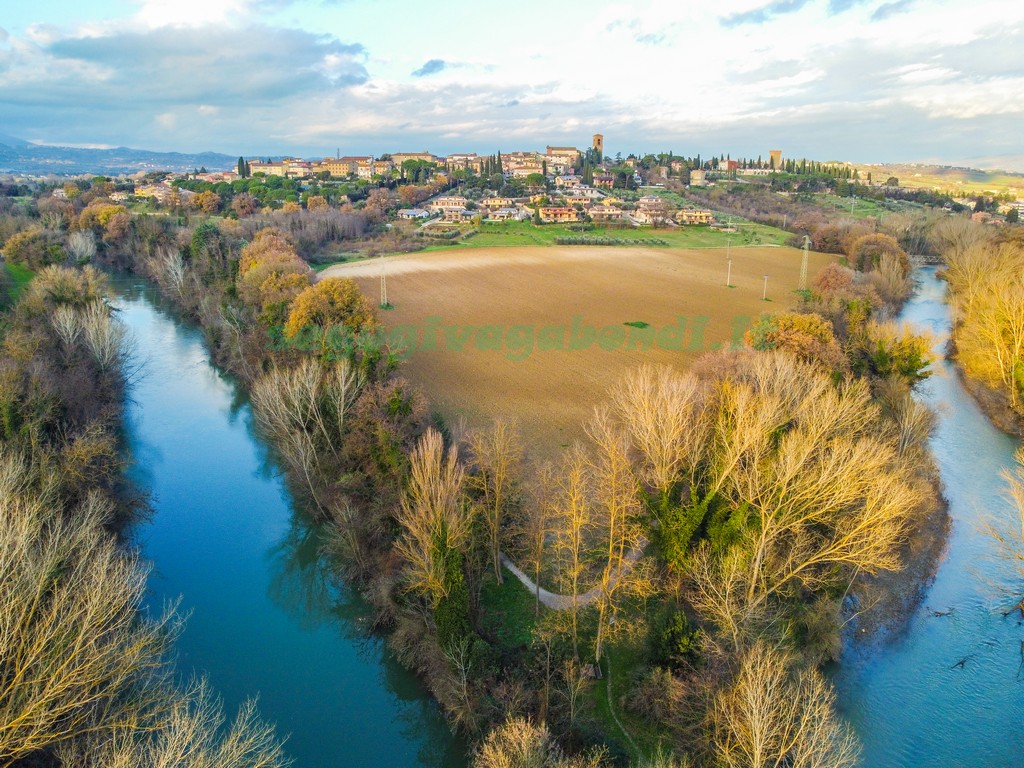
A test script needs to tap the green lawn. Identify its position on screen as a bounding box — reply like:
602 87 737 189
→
417 219 788 251
479 568 544 652
2 262 33 309
814 193 921 220
588 641 670 762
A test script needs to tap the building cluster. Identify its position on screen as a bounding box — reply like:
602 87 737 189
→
242 141 602 182
400 183 716 229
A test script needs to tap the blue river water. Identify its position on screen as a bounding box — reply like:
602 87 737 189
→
114 277 467 768
834 267 1024 766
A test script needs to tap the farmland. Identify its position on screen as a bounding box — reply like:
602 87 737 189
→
321 245 835 463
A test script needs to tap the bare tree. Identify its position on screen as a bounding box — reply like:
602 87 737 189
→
990 447 1024 614
0 468 174 765
586 408 654 662
58 678 290 768
711 642 859 768
519 464 556 614
466 419 523 583
81 301 128 372
608 365 711 503
551 445 593 661
65 230 96 264
250 358 363 510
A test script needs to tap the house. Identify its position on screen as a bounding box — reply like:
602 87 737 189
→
554 175 582 188
390 152 437 166
318 156 371 177
135 183 194 205
589 205 627 222
431 195 470 211
538 207 581 223
562 195 592 208
545 159 573 176
676 209 715 225
397 208 431 220
249 161 286 177
481 196 515 209
501 152 542 175
488 207 524 221
593 174 615 189
511 166 544 179
446 153 483 173
636 195 664 209
442 208 475 223
690 169 707 187
546 146 581 163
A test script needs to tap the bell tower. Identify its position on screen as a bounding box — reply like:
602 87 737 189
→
592 133 604 159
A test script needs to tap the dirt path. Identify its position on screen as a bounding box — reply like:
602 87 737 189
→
500 541 648 611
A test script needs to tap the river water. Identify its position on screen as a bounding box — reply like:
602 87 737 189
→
834 266 1024 766
114 277 466 768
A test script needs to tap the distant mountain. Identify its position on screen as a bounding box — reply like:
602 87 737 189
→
0 133 32 150
0 135 235 175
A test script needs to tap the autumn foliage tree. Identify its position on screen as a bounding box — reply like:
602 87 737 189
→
235 228 312 326
943 235 1024 409
745 312 845 371
284 277 377 350
395 428 473 647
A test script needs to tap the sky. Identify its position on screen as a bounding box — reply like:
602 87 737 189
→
1 0 1023 168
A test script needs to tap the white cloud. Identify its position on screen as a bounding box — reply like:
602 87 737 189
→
132 0 255 28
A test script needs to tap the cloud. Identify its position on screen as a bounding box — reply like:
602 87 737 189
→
411 58 446 77
872 0 914 21
0 23 368 151
827 0 870 13
721 0 811 27
636 32 666 45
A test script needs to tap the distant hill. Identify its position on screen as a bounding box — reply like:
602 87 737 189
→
0 135 235 175
853 161 1024 197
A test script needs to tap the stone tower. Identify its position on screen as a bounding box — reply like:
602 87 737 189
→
592 133 604 158
769 149 782 169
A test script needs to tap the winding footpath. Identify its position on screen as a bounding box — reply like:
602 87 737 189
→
499 541 648 610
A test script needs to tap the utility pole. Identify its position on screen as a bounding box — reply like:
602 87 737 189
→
800 235 810 291
762 275 769 301
727 257 733 287
380 259 388 308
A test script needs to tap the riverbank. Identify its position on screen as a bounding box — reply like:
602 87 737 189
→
843 476 951 647
951 352 1024 438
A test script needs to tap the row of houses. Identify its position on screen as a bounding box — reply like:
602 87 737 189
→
402 188 716 227
243 144 592 182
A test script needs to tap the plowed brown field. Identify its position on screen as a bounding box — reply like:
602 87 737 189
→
320 246 834 463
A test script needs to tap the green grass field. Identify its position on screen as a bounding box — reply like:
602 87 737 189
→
815 193 923 220
479 569 543 652
2 262 33 308
417 219 788 251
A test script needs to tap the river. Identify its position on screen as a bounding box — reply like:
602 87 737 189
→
113 277 467 768
834 266 1024 765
